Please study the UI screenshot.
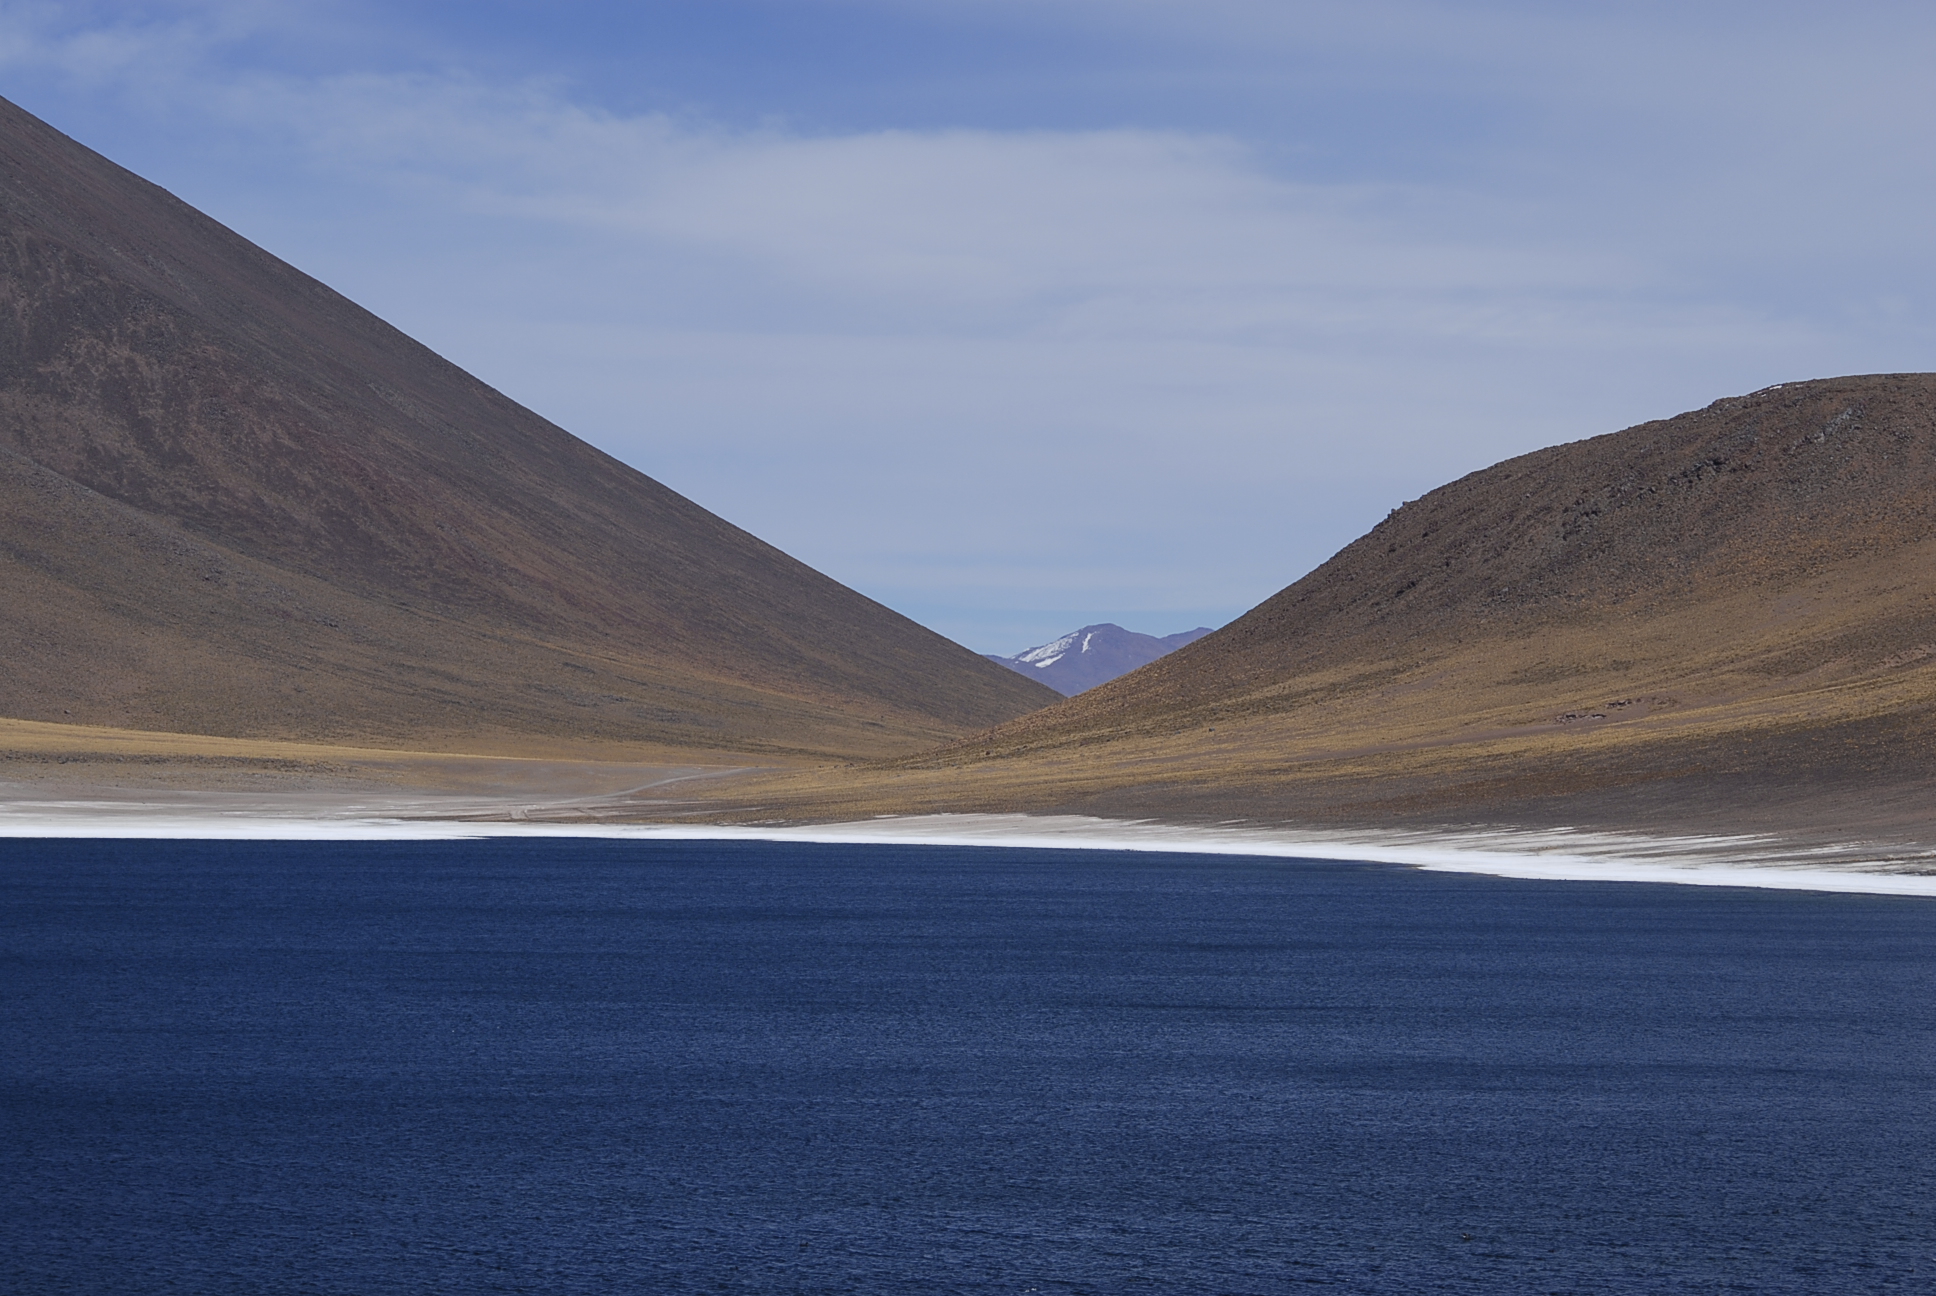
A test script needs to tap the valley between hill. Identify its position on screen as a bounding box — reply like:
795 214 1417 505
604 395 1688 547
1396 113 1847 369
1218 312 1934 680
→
14 374 1936 853
648 374 1936 844
6 95 1935 849
13 349 1936 859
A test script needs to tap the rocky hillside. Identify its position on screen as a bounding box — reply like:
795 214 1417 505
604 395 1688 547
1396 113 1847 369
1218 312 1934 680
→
0 95 1058 757
1028 375 1936 727
722 376 1936 833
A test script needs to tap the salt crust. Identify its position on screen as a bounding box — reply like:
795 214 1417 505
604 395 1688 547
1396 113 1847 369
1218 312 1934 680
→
2 798 1934 897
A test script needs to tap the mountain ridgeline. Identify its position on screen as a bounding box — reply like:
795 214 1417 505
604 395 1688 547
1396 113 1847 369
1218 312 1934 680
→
0 95 1057 758
987 624 1213 696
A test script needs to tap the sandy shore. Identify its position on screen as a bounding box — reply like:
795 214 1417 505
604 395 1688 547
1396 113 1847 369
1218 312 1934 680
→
4 777 1934 898
8 718 1935 896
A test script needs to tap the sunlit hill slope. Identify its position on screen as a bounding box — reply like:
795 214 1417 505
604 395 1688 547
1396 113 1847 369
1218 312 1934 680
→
717 376 1936 832
0 95 1057 759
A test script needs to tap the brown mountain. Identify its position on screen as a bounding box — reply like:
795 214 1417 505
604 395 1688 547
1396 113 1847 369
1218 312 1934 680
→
0 95 1057 759
718 375 1936 836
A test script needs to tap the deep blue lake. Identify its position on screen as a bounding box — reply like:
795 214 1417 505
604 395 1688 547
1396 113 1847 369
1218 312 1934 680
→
3 838 1934 1293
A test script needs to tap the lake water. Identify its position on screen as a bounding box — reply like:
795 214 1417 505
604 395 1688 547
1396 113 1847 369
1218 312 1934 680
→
4 838 1934 1293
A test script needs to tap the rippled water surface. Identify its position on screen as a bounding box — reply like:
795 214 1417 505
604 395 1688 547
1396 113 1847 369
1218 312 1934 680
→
4 837 1935 1293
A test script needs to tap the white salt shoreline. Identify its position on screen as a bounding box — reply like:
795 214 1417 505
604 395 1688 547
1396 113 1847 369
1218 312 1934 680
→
2 797 1934 897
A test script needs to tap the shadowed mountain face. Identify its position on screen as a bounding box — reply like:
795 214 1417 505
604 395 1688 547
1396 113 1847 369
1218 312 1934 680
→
987 624 1212 695
717 376 1936 833
0 96 1057 757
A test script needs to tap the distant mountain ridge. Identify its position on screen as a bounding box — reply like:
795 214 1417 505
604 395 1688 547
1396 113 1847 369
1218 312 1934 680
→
0 94 1058 757
987 624 1213 696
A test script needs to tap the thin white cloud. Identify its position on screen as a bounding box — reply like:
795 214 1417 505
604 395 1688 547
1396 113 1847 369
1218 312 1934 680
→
194 67 1750 349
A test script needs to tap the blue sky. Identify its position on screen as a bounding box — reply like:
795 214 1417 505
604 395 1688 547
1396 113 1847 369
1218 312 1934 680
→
4 2 1934 652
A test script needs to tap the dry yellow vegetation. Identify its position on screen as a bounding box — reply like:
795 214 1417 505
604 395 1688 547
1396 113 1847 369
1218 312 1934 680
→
669 378 1936 841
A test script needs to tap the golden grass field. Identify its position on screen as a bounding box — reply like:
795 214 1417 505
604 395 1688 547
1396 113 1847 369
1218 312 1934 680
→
0 714 782 804
661 517 1936 842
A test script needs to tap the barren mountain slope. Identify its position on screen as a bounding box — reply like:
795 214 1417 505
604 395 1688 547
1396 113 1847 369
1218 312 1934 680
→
0 96 1056 756
706 376 1936 828
1009 373 1936 725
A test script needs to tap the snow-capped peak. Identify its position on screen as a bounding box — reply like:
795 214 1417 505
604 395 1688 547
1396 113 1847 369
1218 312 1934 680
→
985 623 1216 696
1015 632 1079 666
